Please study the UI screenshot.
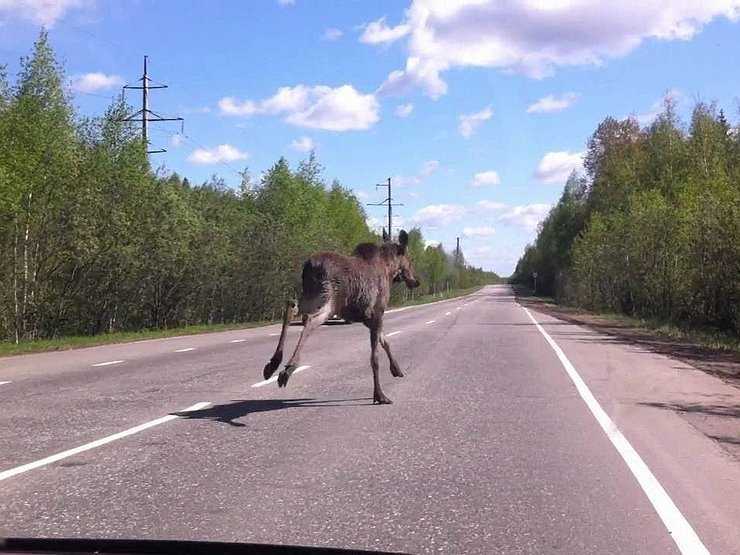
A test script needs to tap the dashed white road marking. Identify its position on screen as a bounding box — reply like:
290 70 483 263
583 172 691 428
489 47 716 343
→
456 307 462 310
0 381 11 386
523 307 708 555
230 339 247 343
92 360 124 367
445 311 451 316
251 365 311 388
268 333 280 336
0 401 211 483
174 347 195 353
386 331 402 337
425 320 436 324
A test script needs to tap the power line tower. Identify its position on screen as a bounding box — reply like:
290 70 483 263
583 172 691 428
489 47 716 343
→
367 177 403 240
119 56 183 155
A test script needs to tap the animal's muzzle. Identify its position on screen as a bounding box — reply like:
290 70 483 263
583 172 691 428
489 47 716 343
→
406 278 421 289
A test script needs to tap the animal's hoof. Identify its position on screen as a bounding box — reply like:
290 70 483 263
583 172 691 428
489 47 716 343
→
373 394 393 405
263 358 280 380
277 372 289 387
391 367 404 378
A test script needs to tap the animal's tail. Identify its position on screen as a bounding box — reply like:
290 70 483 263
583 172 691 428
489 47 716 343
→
263 300 294 379
299 258 329 314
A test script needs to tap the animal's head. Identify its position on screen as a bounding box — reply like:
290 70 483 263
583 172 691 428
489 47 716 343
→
383 229 420 289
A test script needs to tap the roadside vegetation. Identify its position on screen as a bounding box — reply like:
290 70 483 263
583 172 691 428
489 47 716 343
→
0 33 499 350
513 96 740 341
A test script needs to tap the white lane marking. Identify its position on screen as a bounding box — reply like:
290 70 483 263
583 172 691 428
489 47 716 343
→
385 291 479 314
230 339 247 343
425 320 436 324
456 307 462 310
0 381 11 386
251 365 311 388
91 360 124 367
386 331 402 337
0 402 211 483
523 307 708 555
268 333 280 336
174 347 195 352
445 311 451 316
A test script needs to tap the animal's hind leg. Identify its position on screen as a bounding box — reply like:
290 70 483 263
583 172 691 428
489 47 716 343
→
263 300 295 379
277 303 331 387
379 332 404 378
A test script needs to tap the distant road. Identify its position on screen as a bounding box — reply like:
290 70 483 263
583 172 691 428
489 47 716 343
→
1 285 739 553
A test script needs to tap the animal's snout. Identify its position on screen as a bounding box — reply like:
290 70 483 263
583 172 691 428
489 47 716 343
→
406 277 420 289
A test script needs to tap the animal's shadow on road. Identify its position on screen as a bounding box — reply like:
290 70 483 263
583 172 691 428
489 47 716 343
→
174 397 373 427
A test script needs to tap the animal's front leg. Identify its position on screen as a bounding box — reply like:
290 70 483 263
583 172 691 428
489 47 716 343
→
370 327 392 404
279 304 330 387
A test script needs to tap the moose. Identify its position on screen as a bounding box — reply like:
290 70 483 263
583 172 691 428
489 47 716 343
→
263 229 420 404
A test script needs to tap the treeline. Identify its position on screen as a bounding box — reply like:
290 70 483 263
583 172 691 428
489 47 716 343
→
513 99 740 335
0 33 497 343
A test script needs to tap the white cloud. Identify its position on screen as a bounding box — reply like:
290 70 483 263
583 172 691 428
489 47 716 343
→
360 16 410 44
218 84 379 131
476 200 507 213
218 97 258 116
0 0 87 26
527 92 579 114
323 27 343 40
463 226 496 237
535 151 584 185
499 204 551 232
170 134 184 148
394 159 440 186
373 1 740 98
291 136 315 152
459 106 493 138
424 239 441 248
411 203 466 227
395 103 414 118
71 72 123 93
471 170 500 187
636 88 683 125
187 144 249 165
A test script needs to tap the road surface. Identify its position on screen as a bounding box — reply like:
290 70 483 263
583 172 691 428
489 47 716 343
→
1 285 739 553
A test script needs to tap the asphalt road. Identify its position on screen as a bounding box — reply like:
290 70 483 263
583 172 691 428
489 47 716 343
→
1 285 739 554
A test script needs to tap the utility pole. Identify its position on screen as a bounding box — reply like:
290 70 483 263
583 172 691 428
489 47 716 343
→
456 237 461 264
367 177 403 239
119 56 183 155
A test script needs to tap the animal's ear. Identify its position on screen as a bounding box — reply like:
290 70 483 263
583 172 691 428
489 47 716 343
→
382 228 390 242
399 230 409 247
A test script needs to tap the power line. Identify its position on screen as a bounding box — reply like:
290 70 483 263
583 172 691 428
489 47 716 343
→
117 55 183 155
367 177 403 240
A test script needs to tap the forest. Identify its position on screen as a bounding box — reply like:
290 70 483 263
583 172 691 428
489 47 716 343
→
513 98 740 336
0 33 497 344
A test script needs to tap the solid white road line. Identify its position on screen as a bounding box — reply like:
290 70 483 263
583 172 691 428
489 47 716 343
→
523 307 708 555
0 381 11 386
230 339 247 343
91 360 124 367
0 401 211 483
425 320 436 324
386 331 402 337
174 347 195 352
251 365 311 388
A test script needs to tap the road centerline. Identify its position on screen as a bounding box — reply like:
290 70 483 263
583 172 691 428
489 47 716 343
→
386 331 401 337
425 320 436 324
0 401 212 483
230 339 247 343
0 381 11 386
91 360 124 367
522 307 708 555
174 347 195 353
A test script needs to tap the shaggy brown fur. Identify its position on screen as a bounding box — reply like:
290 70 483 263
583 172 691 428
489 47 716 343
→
263 230 420 404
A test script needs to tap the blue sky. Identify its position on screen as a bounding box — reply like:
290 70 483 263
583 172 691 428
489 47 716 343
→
2 1 740 275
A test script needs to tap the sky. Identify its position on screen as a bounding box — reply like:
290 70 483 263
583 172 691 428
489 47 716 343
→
2 0 740 275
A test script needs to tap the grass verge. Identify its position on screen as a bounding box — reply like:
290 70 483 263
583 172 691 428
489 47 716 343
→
0 285 486 358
